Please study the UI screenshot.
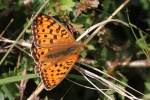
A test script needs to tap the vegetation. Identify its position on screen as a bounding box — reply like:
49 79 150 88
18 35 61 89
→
0 0 150 99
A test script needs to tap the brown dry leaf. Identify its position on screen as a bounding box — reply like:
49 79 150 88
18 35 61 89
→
75 0 99 16
71 23 85 34
88 0 100 7
75 3 87 16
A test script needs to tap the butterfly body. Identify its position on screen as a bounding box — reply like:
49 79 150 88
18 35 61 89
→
31 14 84 90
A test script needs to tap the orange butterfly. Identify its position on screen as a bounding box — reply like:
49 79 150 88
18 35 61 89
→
31 14 85 90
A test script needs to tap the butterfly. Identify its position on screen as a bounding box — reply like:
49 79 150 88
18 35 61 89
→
31 14 85 90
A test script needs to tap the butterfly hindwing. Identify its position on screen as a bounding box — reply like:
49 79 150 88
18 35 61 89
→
40 53 79 90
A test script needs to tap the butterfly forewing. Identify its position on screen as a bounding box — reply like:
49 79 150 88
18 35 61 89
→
32 14 76 48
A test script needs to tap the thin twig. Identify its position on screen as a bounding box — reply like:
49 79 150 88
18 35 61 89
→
0 37 31 47
27 82 45 100
76 19 129 42
0 19 14 37
80 62 145 96
74 64 144 100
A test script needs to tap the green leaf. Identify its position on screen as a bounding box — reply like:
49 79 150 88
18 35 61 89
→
49 0 56 7
0 92 5 100
0 74 37 85
87 44 95 50
143 93 150 99
2 85 14 100
80 50 87 58
0 3 9 9
73 14 92 28
60 0 75 11
18 0 23 5
100 47 107 62
140 0 149 10
102 0 111 12
145 82 150 91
